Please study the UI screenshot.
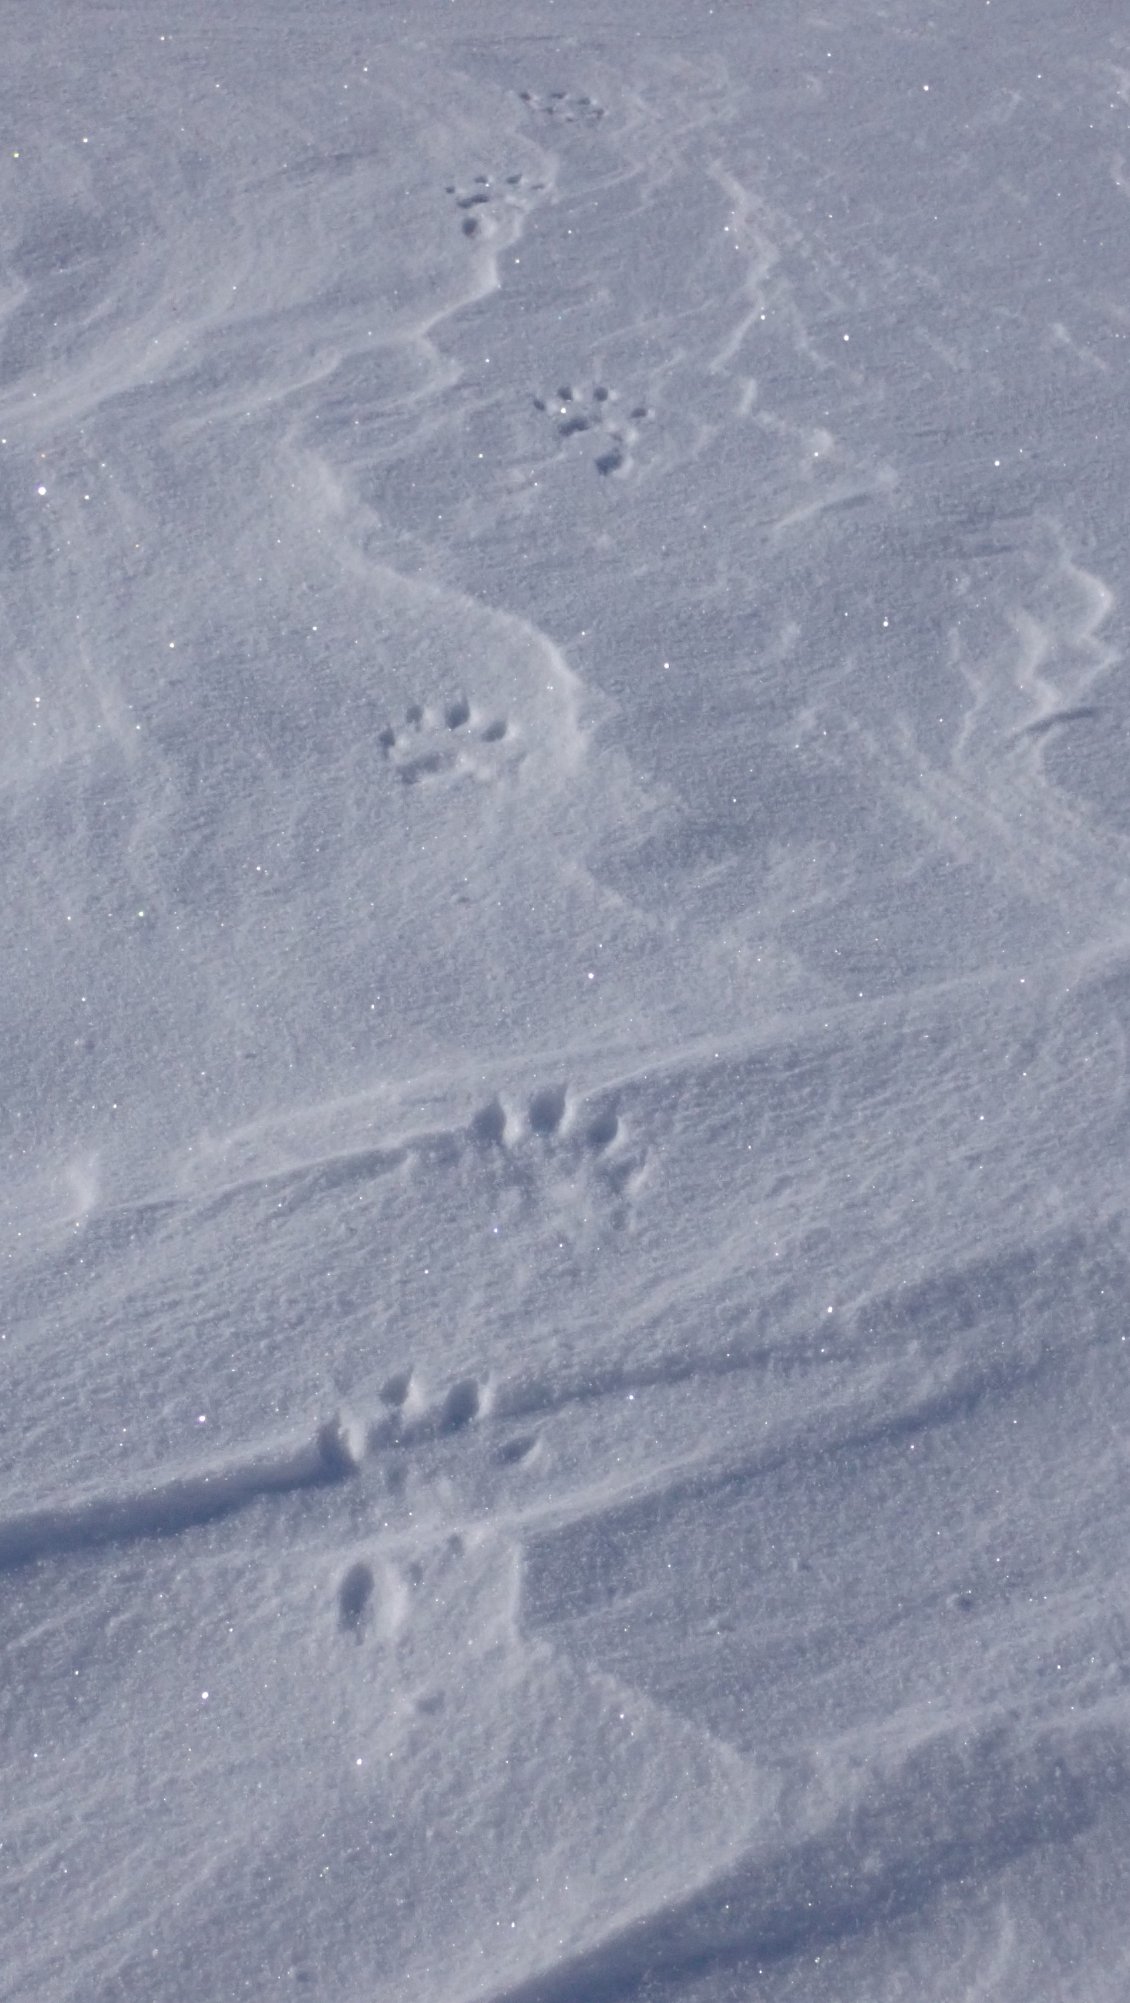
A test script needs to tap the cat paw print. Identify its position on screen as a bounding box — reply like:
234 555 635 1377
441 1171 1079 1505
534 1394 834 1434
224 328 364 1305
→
531 384 652 477
444 172 543 240
518 88 605 127
377 700 517 787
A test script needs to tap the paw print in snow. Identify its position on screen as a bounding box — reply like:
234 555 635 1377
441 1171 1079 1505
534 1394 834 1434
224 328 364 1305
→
470 1085 648 1236
531 383 652 477
377 700 517 787
445 172 543 240
518 89 606 127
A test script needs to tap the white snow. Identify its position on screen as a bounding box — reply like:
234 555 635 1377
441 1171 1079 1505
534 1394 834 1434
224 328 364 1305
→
4 2 1130 1997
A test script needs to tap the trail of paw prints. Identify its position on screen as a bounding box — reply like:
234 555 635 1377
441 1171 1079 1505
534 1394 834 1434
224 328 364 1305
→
444 171 544 241
330 1375 508 1664
518 88 606 127
377 698 518 788
470 1083 648 1235
531 383 652 477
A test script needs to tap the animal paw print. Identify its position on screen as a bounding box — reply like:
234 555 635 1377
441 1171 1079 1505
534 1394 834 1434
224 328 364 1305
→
531 384 651 477
367 1367 494 1450
444 172 542 240
377 700 516 787
470 1085 648 1233
518 88 605 127
334 1531 487 1730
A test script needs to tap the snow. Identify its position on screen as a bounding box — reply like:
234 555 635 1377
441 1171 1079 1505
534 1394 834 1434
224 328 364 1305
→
4 1 1130 1997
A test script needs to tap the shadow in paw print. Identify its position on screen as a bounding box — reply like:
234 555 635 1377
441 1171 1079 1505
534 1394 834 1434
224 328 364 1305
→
529 1084 568 1136
338 1560 375 1636
440 1378 483 1434
380 1369 414 1411
496 1431 540 1466
470 1097 508 1146
584 1106 620 1149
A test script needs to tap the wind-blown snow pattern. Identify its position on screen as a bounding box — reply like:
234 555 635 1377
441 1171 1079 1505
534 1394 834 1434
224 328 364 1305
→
4 1 1130 1996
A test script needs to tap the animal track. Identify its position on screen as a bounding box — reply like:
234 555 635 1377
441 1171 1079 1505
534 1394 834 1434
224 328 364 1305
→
377 700 518 787
334 1531 483 1726
468 1084 647 1233
518 88 605 126
368 1369 494 1450
530 384 651 477
444 171 542 240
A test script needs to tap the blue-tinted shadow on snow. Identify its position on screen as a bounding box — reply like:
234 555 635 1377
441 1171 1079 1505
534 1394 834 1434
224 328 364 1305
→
0 1415 360 1571
483 1708 1127 2002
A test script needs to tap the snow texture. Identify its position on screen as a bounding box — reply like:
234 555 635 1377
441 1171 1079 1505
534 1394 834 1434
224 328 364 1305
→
4 1 1130 1997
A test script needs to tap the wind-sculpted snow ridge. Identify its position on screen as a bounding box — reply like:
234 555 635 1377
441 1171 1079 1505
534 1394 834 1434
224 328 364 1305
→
6 1206 1130 2001
478 1706 1130 2003
0 1414 363 1570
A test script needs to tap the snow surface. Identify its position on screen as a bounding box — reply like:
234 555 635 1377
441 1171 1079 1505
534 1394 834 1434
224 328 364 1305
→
4 0 1130 1996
